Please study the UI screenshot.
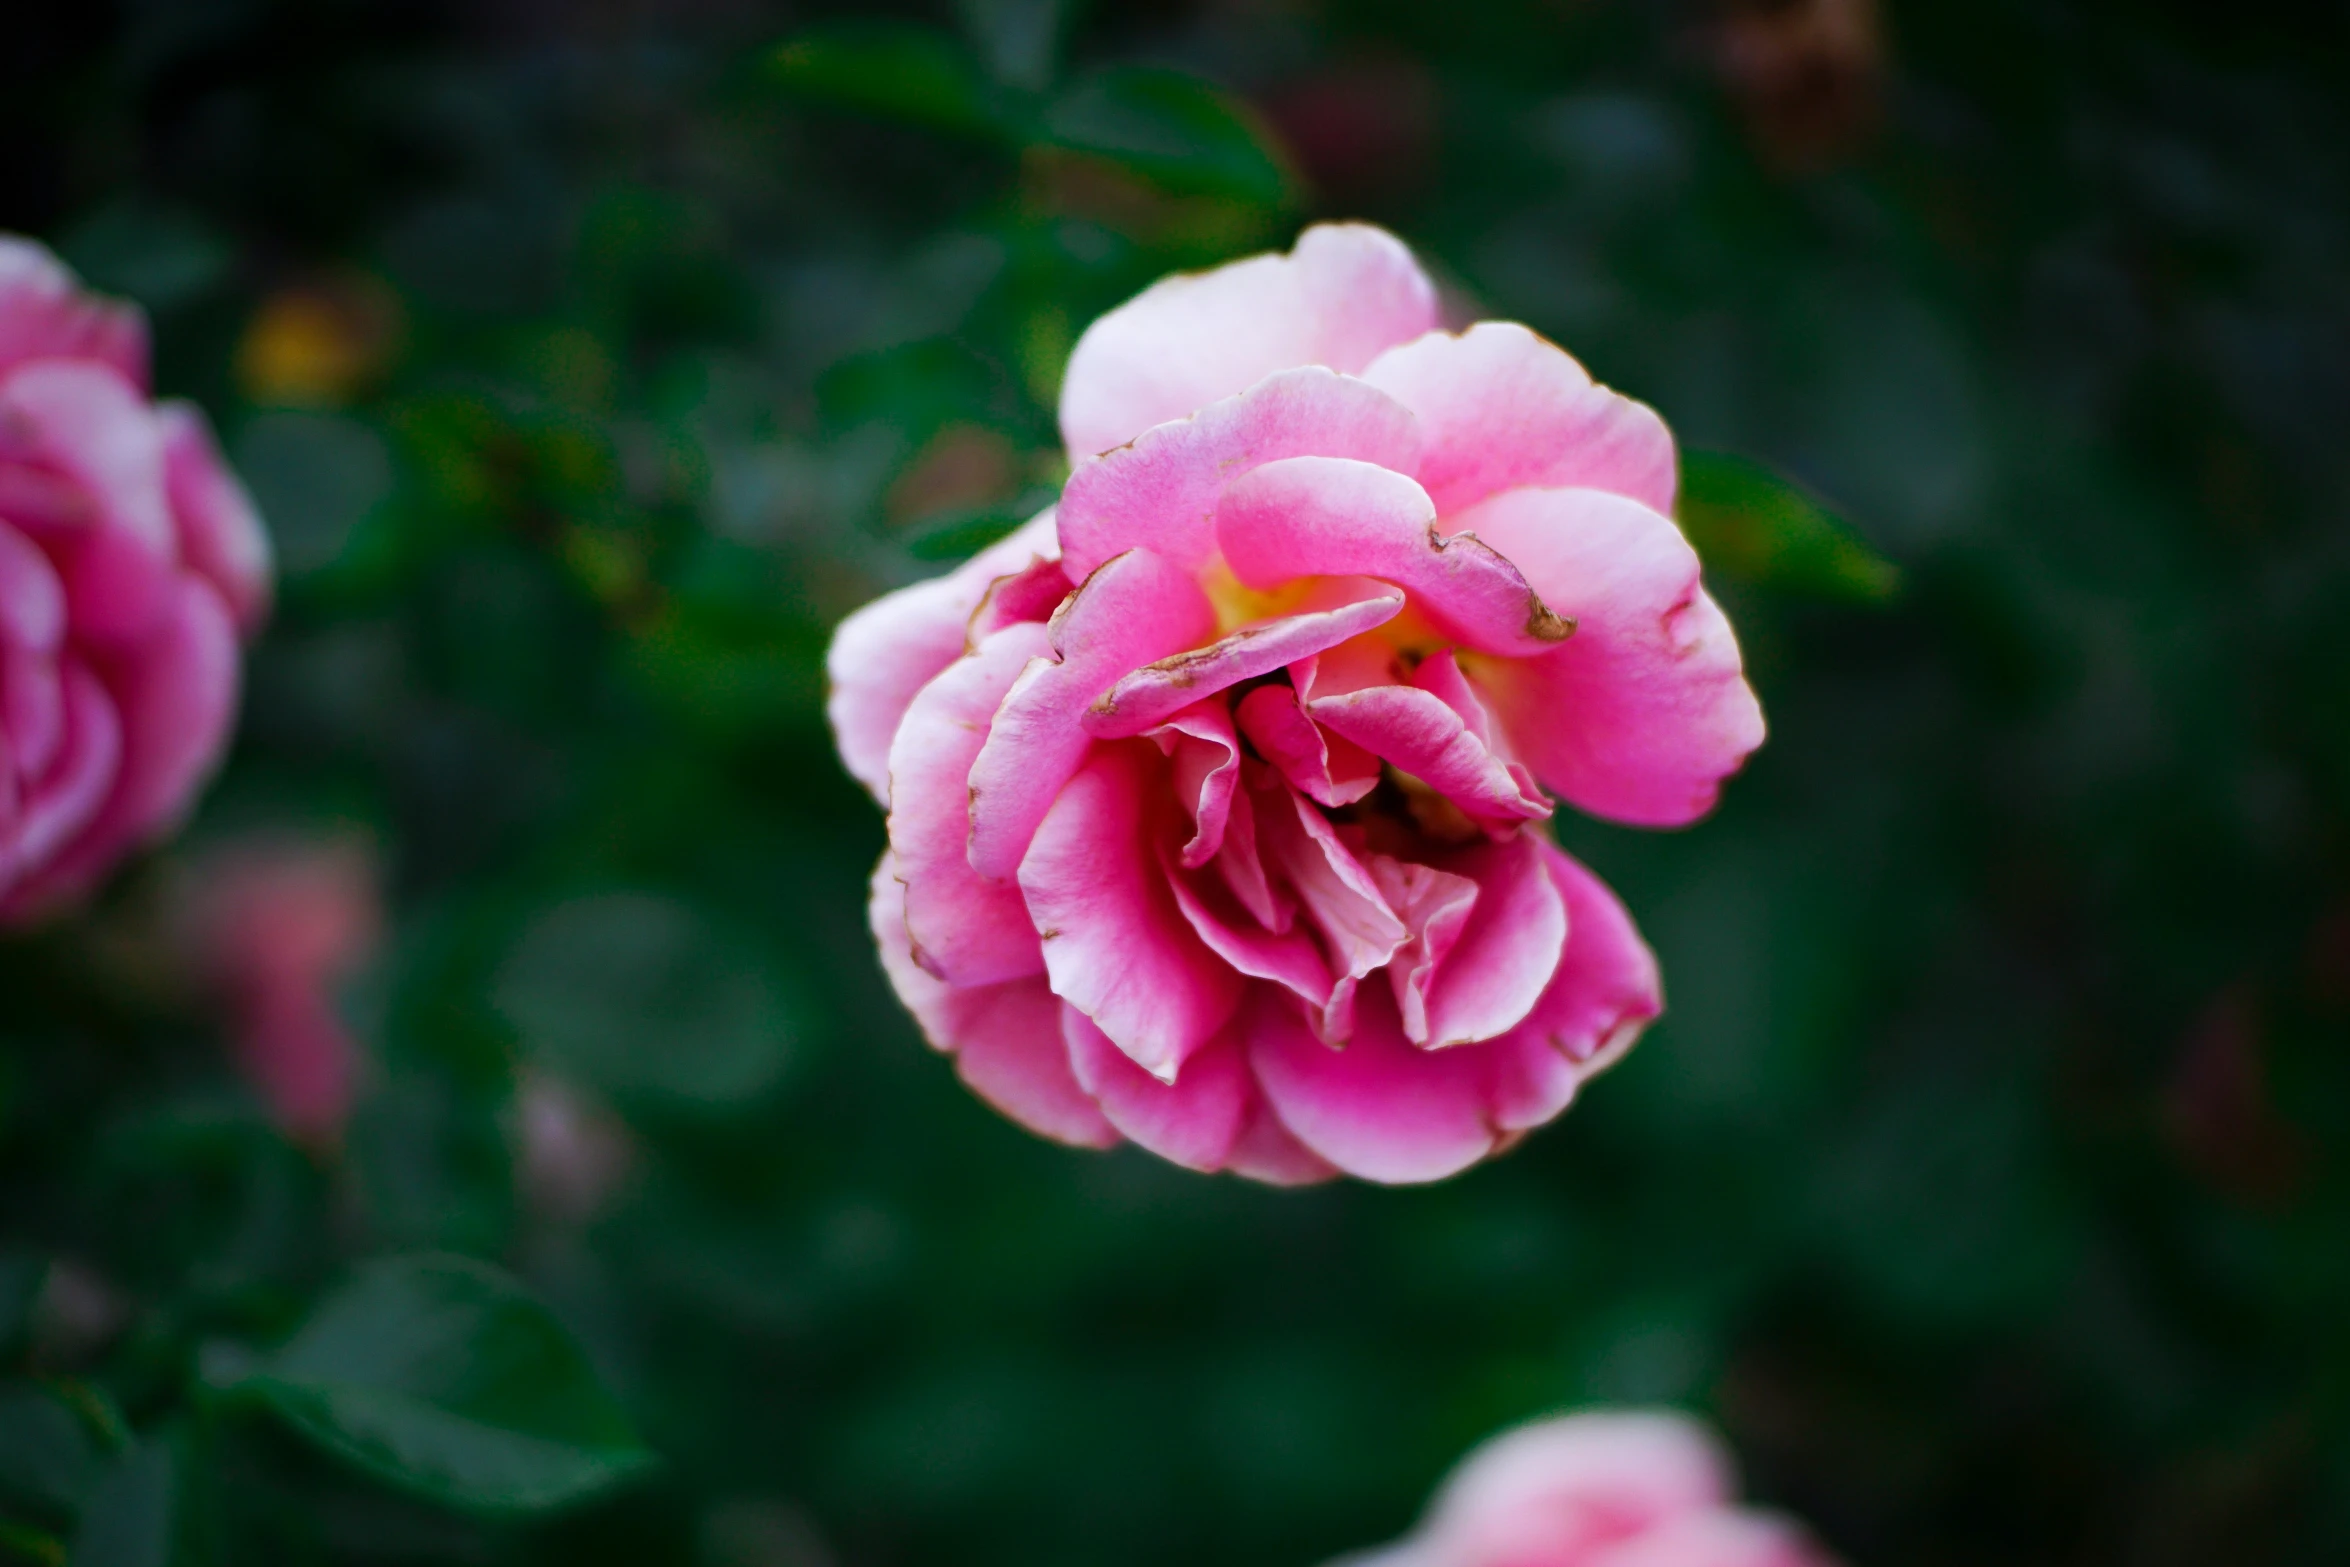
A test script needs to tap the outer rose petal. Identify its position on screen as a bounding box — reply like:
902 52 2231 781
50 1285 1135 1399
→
1453 487 1764 827
1500 844 1664 1077
0 238 148 388
1065 1008 1249 1172
1591 1513 1837 1567
825 508 1063 806
867 852 1117 1149
1363 321 1677 516
1248 983 1509 1184
1018 744 1243 1083
1 577 236 917
0 662 121 896
0 361 177 648
1057 367 1423 582
966 548 1214 881
1059 223 1439 459
1216 456 1574 656
886 621 1054 987
159 401 273 634
0 520 66 654
1419 1411 1734 1566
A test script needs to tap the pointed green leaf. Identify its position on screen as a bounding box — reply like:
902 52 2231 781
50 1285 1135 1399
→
226 1256 654 1518
1678 450 1901 602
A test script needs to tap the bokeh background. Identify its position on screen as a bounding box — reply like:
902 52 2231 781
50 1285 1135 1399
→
3 1 2347 1564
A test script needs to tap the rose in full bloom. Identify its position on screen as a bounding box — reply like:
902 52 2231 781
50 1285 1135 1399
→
0 238 270 919
1328 1411 1837 1567
830 224 1762 1183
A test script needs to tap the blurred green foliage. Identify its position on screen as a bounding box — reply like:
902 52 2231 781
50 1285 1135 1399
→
1 1 2347 1565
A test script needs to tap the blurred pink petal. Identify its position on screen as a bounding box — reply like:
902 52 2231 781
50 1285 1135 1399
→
0 239 147 388
159 400 272 633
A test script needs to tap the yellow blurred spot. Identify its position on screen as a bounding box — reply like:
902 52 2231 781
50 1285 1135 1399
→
235 275 402 407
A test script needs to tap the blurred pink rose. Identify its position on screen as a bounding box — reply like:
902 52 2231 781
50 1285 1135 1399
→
0 238 270 920
1333 1411 1836 1567
179 836 379 1146
830 224 1762 1184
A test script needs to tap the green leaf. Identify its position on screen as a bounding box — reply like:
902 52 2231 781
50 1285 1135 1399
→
1677 450 1901 602
768 23 1021 141
1043 68 1295 207
492 894 796 1111
225 1255 654 1518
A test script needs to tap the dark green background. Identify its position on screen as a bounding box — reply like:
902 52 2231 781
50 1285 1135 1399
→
1 1 2345 1563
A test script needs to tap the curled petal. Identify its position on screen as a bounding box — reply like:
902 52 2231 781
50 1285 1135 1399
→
1453 486 1764 826
1413 834 1567 1049
1017 745 1242 1083
1366 856 1478 1046
1059 222 1438 459
1236 681 1380 809
1217 456 1572 656
160 401 272 634
1307 683 1550 825
0 520 66 654
1149 698 1242 867
966 548 1214 881
825 508 1062 806
0 239 148 389
867 852 1117 1149
1057 367 1422 582
1362 320 1677 516
1590 1513 1836 1567
1166 840 1334 1019
1085 593 1401 738
1255 777 1406 1042
886 621 1054 987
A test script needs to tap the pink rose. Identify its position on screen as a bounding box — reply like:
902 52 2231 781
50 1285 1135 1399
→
1334 1411 1836 1567
830 224 1762 1183
175 835 380 1147
0 238 270 921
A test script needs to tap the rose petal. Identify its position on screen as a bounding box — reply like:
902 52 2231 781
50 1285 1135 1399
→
1307 683 1551 824
1058 222 1438 459
1482 842 1663 1112
1217 455 1573 656
1235 680 1381 809
1415 833 1568 1049
1451 486 1764 826
1420 1411 1734 1565
1589 1513 1836 1567
160 401 272 635
1057 367 1423 582
886 621 1054 987
0 519 65 653
3 577 236 915
0 660 120 901
1017 744 1243 1083
867 851 1118 1149
1064 1007 1250 1172
0 362 177 648
825 507 1061 806
1366 855 1479 1046
1165 840 1334 1019
1148 698 1242 868
1084 593 1402 738
0 238 148 389
1246 984 1506 1184
1362 320 1677 516
966 547 1214 882
1254 774 1406 1042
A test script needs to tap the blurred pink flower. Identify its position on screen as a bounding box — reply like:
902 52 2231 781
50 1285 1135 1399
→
0 238 271 920
1333 1411 1836 1567
830 224 1762 1184
179 836 379 1146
